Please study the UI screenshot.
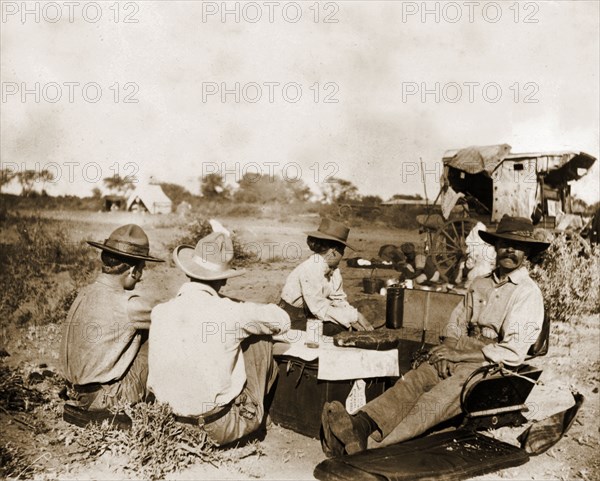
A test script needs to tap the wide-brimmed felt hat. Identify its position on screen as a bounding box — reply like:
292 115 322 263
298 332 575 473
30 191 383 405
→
87 224 164 262
305 218 355 250
173 231 246 281
479 215 550 253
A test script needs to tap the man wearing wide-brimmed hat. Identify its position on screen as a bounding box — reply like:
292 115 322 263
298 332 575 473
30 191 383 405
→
280 218 374 335
60 224 163 425
321 215 550 456
148 231 290 445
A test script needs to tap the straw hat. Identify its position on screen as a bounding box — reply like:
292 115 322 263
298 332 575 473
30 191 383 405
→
173 232 246 281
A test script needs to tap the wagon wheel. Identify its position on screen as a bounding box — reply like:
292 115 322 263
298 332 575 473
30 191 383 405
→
431 218 478 281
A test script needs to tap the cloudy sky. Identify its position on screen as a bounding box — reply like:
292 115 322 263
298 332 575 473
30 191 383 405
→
1 1 599 203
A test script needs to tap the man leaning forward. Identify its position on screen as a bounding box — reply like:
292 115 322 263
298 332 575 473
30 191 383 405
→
148 231 290 445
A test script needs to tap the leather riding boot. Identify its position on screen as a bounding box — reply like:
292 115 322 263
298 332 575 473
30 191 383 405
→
326 401 373 455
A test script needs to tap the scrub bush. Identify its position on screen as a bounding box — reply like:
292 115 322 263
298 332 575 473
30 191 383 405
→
530 233 600 323
167 218 256 267
0 213 96 326
74 402 250 480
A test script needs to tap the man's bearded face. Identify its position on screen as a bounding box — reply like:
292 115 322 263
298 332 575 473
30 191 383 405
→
495 239 529 272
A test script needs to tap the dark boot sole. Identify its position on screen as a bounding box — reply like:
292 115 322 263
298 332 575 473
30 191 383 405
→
321 402 345 458
327 401 366 455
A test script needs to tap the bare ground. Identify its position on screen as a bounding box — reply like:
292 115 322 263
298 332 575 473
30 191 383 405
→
1 210 598 480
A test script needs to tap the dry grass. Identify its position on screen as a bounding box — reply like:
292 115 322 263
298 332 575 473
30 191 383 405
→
0 364 48 413
74 402 234 480
0 213 96 326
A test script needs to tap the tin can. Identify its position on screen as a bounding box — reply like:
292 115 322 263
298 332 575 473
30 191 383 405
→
385 287 404 329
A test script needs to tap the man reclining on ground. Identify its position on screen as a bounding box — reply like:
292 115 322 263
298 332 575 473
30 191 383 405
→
321 215 550 456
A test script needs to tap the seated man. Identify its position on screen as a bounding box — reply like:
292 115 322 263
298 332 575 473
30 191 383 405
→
279 218 373 335
321 215 550 456
60 224 163 416
148 232 290 446
399 242 440 284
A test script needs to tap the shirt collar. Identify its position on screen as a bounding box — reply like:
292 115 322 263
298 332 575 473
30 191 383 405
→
177 281 219 298
311 253 335 279
95 272 124 290
490 265 529 285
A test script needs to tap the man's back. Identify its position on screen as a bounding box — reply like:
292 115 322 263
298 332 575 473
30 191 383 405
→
148 282 247 415
149 281 289 416
60 274 140 385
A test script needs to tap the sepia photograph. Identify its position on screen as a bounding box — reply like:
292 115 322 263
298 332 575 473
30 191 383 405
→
1 1 599 479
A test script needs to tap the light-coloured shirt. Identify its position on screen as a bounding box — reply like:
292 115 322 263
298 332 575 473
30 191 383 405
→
60 273 151 385
443 266 544 366
148 282 290 416
280 254 358 328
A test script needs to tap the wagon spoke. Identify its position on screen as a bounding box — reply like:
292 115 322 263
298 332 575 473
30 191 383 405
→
440 230 461 249
435 252 458 267
451 222 459 242
438 251 459 262
432 219 478 278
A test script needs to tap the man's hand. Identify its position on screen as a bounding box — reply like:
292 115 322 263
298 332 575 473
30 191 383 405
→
431 359 454 379
429 342 486 364
350 312 374 331
428 345 462 363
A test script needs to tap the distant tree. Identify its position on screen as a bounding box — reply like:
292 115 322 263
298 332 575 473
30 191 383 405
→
38 169 55 194
287 178 312 202
234 173 309 204
16 170 37 196
103 174 136 195
390 193 423 200
570 197 589 214
361 195 383 205
91 187 103 199
160 182 193 205
0 168 16 193
587 201 600 215
235 173 277 203
201 173 229 199
321 177 360 204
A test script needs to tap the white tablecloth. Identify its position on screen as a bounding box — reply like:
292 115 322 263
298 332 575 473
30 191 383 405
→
273 330 399 381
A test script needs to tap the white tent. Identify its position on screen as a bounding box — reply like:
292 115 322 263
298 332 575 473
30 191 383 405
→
126 184 172 214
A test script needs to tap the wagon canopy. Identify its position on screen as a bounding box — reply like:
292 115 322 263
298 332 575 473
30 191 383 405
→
441 145 596 222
